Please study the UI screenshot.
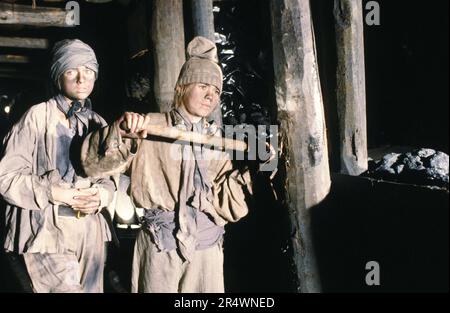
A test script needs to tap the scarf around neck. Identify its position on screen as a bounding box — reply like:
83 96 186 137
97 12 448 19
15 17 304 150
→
55 93 92 136
173 108 213 262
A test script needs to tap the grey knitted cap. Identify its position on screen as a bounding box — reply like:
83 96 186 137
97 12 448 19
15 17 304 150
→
176 36 223 92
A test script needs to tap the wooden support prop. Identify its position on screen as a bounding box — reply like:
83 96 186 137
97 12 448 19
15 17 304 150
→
334 0 368 175
190 0 223 127
270 0 331 293
0 36 48 49
0 3 75 27
151 0 185 113
191 0 215 41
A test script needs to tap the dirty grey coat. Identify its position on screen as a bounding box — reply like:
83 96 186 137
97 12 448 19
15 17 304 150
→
0 99 114 254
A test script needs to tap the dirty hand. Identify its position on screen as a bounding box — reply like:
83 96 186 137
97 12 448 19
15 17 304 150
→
51 186 101 214
118 112 150 139
71 187 101 214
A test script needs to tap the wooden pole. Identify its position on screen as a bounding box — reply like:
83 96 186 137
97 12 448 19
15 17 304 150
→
121 123 248 152
151 0 185 113
190 0 223 127
190 0 215 41
270 0 331 293
334 0 368 175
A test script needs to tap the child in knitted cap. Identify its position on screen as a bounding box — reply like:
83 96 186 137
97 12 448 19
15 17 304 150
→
0 39 116 292
81 36 253 292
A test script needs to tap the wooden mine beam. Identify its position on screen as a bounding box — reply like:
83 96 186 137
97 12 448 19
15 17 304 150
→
0 36 48 49
190 0 223 126
0 55 30 63
151 0 185 113
334 0 368 175
270 0 331 293
0 67 42 80
0 2 75 27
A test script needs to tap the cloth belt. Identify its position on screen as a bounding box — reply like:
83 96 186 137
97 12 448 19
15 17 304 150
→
57 206 120 247
58 205 86 218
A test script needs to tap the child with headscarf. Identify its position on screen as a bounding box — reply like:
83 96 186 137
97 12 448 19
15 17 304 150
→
0 39 115 292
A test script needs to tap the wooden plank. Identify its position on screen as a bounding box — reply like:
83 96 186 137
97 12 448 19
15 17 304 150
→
0 2 75 27
334 0 368 175
0 55 30 63
151 0 185 112
0 67 42 80
190 0 223 126
0 36 48 49
270 0 331 293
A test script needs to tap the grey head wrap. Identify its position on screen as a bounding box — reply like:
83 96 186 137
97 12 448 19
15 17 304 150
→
50 39 99 89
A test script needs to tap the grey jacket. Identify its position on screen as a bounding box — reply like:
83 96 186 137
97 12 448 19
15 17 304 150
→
0 98 114 254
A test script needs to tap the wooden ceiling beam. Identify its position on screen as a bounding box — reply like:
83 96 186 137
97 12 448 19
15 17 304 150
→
0 54 30 64
0 2 76 27
0 67 43 80
0 36 49 49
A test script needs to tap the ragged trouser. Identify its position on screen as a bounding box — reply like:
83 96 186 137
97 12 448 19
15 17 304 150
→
131 228 224 293
23 214 107 293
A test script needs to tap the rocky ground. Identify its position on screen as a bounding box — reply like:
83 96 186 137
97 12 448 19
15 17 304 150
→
363 148 449 188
